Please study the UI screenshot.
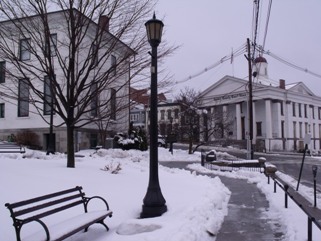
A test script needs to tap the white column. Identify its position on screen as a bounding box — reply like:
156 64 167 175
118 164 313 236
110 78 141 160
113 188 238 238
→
252 101 257 142
276 101 282 138
236 103 242 140
283 101 292 151
265 99 272 151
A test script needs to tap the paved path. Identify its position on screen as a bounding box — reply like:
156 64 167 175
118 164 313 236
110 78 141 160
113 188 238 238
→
161 161 285 240
216 176 284 241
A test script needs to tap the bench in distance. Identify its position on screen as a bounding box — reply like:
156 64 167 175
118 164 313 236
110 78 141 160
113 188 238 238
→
0 143 25 153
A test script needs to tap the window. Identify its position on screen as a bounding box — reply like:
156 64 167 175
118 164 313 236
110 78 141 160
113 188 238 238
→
18 78 29 117
0 61 5 83
304 104 307 118
292 102 296 116
160 110 165 120
45 34 57 57
280 101 284 116
299 122 302 138
256 122 262 136
281 121 285 138
167 109 172 120
311 106 315 119
20 38 31 61
91 43 98 66
298 103 301 117
110 88 116 120
305 122 309 134
0 103 4 118
293 121 297 138
319 107 321 120
110 55 116 76
174 109 179 119
44 76 55 115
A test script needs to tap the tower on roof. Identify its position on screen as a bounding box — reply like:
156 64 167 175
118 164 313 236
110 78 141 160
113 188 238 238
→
253 56 272 85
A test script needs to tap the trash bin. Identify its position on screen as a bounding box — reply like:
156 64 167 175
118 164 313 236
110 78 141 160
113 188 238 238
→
201 150 217 166
105 138 114 149
206 151 216 162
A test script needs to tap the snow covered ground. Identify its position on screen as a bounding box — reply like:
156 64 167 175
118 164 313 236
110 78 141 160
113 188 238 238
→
0 147 320 241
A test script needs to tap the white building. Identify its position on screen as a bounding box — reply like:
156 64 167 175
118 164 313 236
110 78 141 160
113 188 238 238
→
0 9 133 152
198 57 321 153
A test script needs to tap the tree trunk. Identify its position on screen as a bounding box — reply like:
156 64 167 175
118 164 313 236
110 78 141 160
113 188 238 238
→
188 139 193 154
66 124 75 168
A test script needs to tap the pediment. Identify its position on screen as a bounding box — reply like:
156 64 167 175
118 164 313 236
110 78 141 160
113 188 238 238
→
287 82 315 96
199 75 247 98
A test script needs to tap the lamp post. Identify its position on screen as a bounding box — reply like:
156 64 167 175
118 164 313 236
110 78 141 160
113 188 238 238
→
312 165 318 207
141 13 167 218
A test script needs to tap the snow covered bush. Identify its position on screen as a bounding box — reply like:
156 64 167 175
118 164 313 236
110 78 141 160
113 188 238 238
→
113 127 148 151
100 161 122 174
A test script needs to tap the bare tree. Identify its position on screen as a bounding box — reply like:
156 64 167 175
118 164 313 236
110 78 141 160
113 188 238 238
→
202 105 234 145
176 87 234 154
0 0 176 167
175 87 202 154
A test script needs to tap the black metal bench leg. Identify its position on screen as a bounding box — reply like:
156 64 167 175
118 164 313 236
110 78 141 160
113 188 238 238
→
84 220 109 233
98 220 109 231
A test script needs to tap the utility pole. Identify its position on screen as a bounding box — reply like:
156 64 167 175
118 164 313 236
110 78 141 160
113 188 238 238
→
246 38 254 159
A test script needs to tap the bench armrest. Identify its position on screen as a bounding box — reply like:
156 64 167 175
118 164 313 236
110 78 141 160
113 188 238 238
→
84 196 110 212
20 218 50 241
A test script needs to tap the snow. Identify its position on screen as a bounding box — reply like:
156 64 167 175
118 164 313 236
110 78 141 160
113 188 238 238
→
0 147 321 241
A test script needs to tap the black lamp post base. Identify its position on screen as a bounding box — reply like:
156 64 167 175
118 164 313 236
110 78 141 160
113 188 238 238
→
140 186 167 218
141 204 167 218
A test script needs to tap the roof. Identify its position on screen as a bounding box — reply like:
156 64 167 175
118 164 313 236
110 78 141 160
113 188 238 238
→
254 56 268 64
130 87 167 105
0 8 135 56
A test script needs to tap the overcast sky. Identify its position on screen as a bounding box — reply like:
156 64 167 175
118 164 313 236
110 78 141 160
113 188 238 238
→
155 0 321 98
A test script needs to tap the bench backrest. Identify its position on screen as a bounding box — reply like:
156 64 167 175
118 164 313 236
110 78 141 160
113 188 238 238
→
5 186 86 224
0 144 25 153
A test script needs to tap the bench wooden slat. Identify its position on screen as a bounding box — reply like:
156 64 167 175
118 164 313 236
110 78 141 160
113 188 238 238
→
0 143 25 153
7 186 83 209
24 200 85 223
14 193 83 217
23 210 112 241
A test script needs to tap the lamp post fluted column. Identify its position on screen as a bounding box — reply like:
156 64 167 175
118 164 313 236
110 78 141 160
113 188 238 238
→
141 13 167 218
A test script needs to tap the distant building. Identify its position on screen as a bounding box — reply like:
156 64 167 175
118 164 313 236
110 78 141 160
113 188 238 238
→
198 57 321 153
129 87 167 130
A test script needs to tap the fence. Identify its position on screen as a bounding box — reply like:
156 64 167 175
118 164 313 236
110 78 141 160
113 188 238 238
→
270 174 321 241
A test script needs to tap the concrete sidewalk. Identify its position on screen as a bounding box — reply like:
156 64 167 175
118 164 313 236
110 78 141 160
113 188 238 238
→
216 176 284 241
161 161 285 240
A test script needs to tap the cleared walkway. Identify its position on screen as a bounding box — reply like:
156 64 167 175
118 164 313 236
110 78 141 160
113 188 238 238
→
161 161 285 240
216 176 284 241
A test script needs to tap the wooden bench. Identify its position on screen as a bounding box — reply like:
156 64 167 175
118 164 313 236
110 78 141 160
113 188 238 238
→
0 143 25 153
5 186 113 241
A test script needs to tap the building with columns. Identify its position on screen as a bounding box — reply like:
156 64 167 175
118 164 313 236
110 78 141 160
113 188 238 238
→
198 57 321 153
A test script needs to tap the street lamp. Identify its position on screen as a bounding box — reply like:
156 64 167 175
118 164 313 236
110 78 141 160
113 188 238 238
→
141 13 167 218
312 165 318 207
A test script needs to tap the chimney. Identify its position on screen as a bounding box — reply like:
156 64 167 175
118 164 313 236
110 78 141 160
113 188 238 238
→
98 15 109 32
279 79 285 89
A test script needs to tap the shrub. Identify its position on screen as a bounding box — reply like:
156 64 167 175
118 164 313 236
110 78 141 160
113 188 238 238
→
16 130 41 149
113 127 148 151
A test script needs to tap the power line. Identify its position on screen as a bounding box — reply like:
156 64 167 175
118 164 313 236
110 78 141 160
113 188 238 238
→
262 0 273 51
251 0 260 60
174 43 247 84
259 48 321 79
